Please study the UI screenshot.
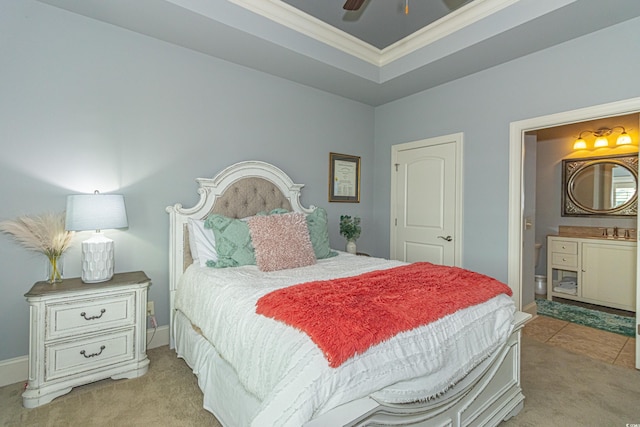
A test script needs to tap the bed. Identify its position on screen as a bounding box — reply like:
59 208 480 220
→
166 160 529 427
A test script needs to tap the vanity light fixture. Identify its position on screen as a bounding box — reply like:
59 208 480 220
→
65 191 128 283
616 131 632 145
572 138 587 150
593 135 609 148
573 126 633 150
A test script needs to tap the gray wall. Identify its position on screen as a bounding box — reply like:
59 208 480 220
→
0 1 374 361
373 16 640 282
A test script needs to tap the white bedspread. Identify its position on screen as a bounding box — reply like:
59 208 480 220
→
174 253 515 427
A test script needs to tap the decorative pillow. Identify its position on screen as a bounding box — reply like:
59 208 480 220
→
187 218 218 267
248 212 317 272
256 208 289 216
306 207 338 259
205 214 255 268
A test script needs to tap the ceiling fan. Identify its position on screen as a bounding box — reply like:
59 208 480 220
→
342 0 366 11
343 0 471 12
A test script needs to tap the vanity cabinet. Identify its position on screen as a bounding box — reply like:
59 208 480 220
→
547 235 636 312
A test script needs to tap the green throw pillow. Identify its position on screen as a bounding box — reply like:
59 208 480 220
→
256 208 289 216
306 207 338 259
204 214 255 268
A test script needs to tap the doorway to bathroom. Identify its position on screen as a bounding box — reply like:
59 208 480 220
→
528 115 638 308
507 97 640 369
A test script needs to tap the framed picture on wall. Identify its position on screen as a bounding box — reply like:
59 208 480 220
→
329 152 360 203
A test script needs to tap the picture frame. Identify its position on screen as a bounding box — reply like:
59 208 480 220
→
329 152 360 203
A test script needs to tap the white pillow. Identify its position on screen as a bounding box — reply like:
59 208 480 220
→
187 218 218 267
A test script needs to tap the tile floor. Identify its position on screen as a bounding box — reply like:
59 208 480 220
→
523 314 636 369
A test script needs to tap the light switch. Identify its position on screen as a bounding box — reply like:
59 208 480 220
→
524 217 533 230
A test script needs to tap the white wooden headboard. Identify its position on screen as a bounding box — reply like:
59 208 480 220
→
165 160 313 347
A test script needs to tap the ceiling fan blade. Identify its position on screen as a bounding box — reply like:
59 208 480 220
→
343 0 366 11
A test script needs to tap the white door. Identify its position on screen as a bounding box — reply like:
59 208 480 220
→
390 134 462 266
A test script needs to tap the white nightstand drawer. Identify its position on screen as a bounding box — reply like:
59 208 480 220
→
550 240 577 254
46 293 135 340
551 252 578 268
24 272 150 408
45 328 135 381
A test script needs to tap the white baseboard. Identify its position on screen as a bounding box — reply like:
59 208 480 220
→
523 300 538 319
0 325 170 388
0 355 28 388
146 324 171 350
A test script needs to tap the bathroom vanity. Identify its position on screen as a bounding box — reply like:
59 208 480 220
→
547 153 638 312
547 233 637 312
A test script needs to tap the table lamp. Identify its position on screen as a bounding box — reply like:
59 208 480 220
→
65 191 128 283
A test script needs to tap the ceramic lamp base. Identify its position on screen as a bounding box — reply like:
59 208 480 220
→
81 232 114 283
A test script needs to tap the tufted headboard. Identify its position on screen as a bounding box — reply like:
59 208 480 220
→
166 161 313 347
210 177 293 218
181 177 293 269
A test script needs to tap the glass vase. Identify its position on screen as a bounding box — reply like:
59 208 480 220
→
47 254 63 284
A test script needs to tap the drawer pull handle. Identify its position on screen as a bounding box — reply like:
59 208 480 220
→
80 345 106 359
80 309 106 321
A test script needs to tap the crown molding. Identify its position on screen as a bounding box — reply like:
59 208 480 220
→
227 0 382 66
379 0 519 65
228 0 521 68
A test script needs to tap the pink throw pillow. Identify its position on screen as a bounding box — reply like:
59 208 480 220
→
248 212 317 272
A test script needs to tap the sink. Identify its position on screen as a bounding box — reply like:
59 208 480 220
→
595 228 636 240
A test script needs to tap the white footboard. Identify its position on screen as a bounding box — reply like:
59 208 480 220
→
305 311 530 427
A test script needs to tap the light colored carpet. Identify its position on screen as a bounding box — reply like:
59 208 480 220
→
0 347 220 427
2 337 639 426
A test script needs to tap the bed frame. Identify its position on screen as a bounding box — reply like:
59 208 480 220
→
166 160 529 426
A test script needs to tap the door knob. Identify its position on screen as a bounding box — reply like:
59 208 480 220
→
437 235 453 242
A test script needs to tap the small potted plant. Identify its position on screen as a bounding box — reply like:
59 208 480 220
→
339 215 361 254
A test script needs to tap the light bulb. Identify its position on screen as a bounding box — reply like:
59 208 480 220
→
616 132 632 145
573 138 587 150
593 136 609 148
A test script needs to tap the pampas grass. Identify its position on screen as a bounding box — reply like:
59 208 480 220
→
0 211 74 258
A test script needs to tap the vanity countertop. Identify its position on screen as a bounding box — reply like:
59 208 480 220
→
551 225 637 241
550 234 636 241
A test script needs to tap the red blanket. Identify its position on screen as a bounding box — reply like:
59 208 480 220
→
256 262 512 368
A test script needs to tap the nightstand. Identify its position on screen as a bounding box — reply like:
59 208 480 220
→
22 271 151 408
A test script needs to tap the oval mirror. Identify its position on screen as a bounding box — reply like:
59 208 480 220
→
563 154 638 216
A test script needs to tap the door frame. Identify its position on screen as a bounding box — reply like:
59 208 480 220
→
390 132 464 266
507 97 640 318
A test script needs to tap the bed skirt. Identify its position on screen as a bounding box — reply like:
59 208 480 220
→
174 310 261 426
174 309 529 427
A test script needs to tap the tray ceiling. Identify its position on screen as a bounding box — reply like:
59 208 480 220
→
36 0 640 106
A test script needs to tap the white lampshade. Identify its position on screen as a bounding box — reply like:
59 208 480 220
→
66 194 128 231
66 192 128 283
